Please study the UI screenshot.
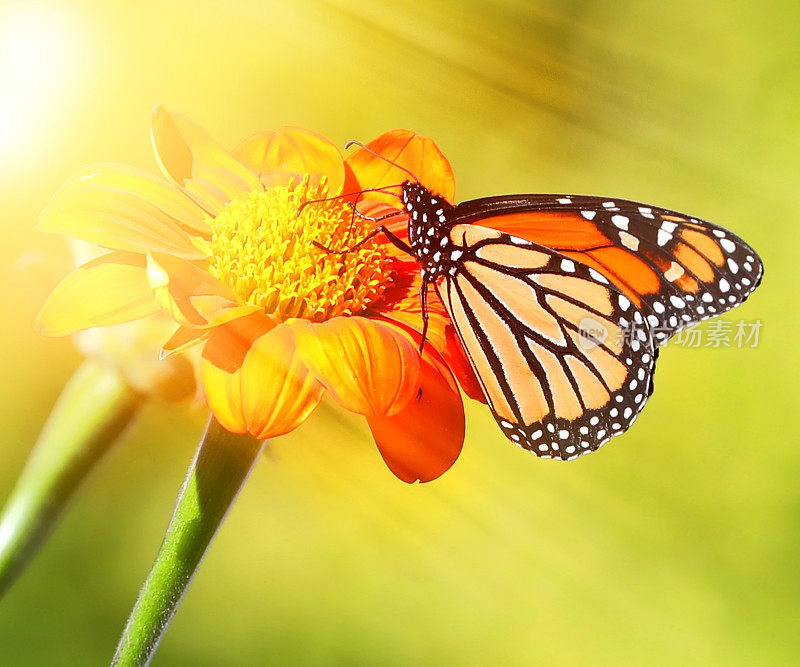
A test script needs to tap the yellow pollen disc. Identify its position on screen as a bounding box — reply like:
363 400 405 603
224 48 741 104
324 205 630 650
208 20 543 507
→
207 179 393 321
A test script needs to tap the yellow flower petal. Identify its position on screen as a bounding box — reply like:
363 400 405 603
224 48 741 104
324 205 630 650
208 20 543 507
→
39 164 208 259
201 354 246 433
233 128 345 194
65 163 208 234
290 317 421 417
150 106 261 214
146 253 260 328
36 252 159 336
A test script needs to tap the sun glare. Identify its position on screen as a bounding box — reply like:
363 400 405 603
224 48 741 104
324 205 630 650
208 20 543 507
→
0 4 82 169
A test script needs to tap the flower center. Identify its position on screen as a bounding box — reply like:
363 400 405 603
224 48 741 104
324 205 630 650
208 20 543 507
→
207 180 393 321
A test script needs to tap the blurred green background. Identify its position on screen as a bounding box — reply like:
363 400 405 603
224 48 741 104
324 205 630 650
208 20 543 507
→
1 0 796 664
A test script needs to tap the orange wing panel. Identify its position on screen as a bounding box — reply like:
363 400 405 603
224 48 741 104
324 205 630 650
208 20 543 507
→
679 229 725 266
477 212 609 250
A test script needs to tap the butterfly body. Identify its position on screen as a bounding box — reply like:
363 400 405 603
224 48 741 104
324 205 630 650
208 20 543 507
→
401 181 458 280
395 180 762 460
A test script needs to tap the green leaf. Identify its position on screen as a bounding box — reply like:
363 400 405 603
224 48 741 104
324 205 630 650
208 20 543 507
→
0 359 141 597
112 416 263 667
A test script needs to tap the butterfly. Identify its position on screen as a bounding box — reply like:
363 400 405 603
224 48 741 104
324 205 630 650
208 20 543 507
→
332 148 763 461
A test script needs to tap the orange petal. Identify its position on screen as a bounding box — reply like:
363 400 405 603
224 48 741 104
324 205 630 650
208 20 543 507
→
346 129 455 204
378 271 451 352
150 106 261 214
146 253 260 328
201 317 323 438
200 313 277 432
39 164 208 258
290 316 420 417
367 355 464 483
161 326 208 358
36 252 159 336
378 305 485 405
233 128 345 194
377 266 487 405
441 325 487 404
240 324 325 439
201 312 277 373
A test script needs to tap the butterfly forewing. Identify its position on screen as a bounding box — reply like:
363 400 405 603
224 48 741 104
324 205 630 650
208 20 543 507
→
435 224 657 460
450 194 763 344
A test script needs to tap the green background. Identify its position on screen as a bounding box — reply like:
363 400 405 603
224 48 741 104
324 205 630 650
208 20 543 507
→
1 0 796 664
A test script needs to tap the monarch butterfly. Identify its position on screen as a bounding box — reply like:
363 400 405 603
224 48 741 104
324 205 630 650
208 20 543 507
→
320 147 763 461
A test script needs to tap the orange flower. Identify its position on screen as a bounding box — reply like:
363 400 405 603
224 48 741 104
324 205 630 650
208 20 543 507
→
36 107 479 482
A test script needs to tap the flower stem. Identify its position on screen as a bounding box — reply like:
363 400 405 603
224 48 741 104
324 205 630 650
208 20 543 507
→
0 359 141 598
111 417 263 667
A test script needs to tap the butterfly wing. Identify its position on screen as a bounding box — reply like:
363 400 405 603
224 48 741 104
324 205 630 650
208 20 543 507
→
435 223 657 460
451 195 763 344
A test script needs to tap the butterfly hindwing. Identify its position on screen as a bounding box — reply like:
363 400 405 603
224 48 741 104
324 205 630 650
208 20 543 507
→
434 223 657 460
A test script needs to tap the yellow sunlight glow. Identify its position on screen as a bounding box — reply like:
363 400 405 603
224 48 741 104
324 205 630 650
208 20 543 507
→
0 4 80 167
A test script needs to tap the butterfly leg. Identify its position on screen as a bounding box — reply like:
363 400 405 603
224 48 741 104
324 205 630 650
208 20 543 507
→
339 191 365 251
312 225 414 256
418 277 431 353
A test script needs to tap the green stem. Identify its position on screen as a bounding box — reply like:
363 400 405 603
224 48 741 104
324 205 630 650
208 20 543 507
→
0 359 141 598
111 416 264 667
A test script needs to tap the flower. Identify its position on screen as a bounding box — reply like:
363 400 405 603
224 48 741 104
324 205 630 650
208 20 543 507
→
36 107 482 482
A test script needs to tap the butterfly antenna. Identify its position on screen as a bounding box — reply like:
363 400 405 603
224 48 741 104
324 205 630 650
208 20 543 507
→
295 185 403 218
344 140 419 183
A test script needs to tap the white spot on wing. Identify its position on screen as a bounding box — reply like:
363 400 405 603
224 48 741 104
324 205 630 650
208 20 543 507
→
619 231 639 251
661 221 678 233
664 262 684 282
612 214 629 230
670 295 685 308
